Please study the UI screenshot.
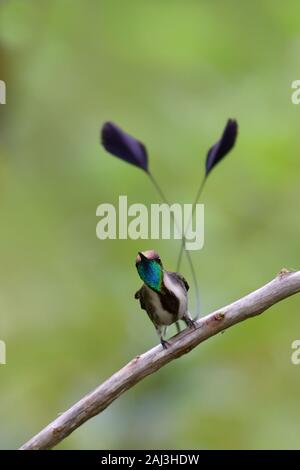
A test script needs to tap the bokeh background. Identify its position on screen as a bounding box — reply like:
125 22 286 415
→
0 0 300 450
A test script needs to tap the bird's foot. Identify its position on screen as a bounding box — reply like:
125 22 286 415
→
160 338 171 350
175 321 181 334
185 317 197 329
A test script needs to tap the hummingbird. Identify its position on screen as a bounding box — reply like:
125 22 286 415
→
134 250 195 349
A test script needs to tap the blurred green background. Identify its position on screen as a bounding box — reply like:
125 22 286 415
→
0 0 300 450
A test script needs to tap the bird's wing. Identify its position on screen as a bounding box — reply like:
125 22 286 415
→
134 289 141 299
134 286 147 310
168 272 189 292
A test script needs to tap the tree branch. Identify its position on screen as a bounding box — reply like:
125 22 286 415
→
20 269 300 450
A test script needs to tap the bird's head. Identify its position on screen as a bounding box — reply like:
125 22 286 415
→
135 250 163 292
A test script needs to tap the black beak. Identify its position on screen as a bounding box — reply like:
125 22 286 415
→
138 251 148 261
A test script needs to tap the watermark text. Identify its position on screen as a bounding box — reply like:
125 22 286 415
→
0 340 6 365
291 339 300 365
0 80 6 104
96 196 204 251
291 80 300 104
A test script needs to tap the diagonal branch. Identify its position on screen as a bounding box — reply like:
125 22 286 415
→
20 269 300 450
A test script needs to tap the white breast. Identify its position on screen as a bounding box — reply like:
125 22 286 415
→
143 272 188 326
143 284 174 325
163 272 188 319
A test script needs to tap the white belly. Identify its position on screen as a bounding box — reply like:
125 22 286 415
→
144 284 174 325
143 272 188 325
163 272 188 319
